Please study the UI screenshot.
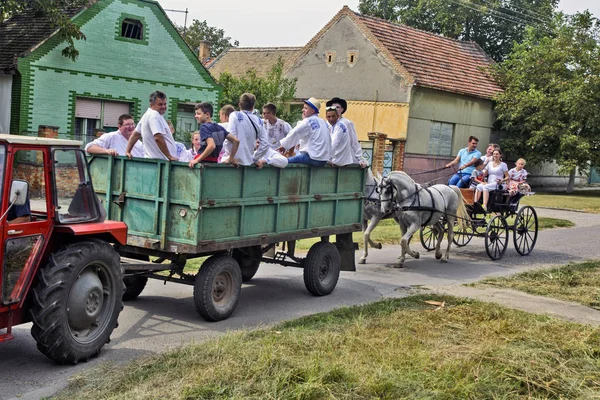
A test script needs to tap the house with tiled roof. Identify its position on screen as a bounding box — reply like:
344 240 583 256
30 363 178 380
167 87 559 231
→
285 6 503 175
208 47 302 80
0 0 220 138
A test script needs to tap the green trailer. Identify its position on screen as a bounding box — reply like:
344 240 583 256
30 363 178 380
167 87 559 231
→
89 156 366 321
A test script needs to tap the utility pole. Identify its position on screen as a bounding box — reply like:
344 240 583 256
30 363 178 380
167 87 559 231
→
164 7 189 37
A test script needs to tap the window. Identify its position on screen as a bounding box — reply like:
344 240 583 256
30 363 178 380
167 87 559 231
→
347 50 359 67
325 51 336 67
74 98 130 140
428 122 454 156
121 18 143 40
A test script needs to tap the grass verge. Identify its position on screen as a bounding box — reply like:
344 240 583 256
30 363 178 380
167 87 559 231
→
54 295 600 400
295 216 573 251
521 190 600 213
475 261 600 309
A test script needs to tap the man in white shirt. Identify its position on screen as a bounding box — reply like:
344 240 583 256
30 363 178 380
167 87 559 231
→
85 114 144 157
125 91 178 161
262 103 292 149
325 106 353 166
325 97 367 168
222 93 287 168
277 97 332 167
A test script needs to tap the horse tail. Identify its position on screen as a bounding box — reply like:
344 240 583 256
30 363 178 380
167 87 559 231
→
450 186 470 229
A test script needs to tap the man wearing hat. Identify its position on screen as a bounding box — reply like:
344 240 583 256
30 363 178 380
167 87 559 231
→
326 97 367 168
277 97 332 166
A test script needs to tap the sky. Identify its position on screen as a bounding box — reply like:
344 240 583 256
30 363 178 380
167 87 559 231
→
157 0 600 48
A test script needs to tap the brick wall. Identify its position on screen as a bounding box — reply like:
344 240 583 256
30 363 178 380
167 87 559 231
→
368 132 387 175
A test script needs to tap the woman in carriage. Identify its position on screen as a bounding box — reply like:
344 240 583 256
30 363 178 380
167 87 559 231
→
473 149 509 210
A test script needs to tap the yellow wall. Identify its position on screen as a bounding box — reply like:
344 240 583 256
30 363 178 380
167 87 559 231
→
318 100 409 141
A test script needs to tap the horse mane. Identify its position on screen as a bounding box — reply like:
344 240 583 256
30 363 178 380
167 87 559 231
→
388 170 417 185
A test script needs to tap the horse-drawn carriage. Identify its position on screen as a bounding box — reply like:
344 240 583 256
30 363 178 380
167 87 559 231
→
361 169 538 266
420 186 538 260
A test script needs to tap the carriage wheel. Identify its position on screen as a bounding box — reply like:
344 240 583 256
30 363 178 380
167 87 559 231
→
485 215 509 260
419 226 438 251
513 206 538 256
452 224 473 247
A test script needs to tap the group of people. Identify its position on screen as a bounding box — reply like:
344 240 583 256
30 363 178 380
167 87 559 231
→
85 91 367 170
445 136 531 210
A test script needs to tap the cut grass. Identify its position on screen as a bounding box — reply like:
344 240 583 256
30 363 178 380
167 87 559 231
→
475 260 600 309
521 190 600 213
53 295 600 400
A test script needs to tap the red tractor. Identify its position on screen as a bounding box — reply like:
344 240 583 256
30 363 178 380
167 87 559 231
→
0 134 127 364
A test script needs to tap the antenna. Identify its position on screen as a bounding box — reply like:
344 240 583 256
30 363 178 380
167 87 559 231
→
164 8 189 38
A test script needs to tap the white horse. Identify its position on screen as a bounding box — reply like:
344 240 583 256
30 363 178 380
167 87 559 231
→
378 171 469 267
359 169 398 264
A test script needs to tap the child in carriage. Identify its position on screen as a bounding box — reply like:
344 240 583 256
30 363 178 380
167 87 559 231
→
507 158 531 196
469 159 485 189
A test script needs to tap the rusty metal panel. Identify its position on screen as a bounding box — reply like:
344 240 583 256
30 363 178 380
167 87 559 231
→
88 157 365 254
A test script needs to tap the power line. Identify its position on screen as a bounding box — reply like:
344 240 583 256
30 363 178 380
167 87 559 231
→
477 0 553 25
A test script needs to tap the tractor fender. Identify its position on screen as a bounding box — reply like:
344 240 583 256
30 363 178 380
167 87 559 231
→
54 221 128 245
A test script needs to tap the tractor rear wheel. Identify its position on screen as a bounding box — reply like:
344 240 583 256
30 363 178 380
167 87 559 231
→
30 239 124 364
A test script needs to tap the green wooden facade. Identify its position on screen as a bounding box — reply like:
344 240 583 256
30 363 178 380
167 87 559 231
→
10 0 220 136
89 157 365 254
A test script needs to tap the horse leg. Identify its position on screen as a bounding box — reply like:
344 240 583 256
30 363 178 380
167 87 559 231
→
360 217 382 264
434 222 444 260
443 216 455 263
395 219 408 267
398 222 420 267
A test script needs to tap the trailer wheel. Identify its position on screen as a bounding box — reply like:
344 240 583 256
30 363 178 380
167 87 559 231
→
30 239 124 364
303 242 341 296
232 246 261 282
122 276 148 301
194 255 242 322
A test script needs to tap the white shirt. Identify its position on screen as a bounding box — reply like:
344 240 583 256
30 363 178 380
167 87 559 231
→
481 154 493 167
85 130 144 157
264 118 292 149
339 116 366 164
485 161 508 183
226 111 269 165
280 115 332 162
329 121 354 166
135 108 177 160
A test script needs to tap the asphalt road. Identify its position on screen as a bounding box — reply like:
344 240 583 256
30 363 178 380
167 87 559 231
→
2 208 600 400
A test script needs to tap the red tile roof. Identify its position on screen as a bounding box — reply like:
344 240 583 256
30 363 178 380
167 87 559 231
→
357 13 503 100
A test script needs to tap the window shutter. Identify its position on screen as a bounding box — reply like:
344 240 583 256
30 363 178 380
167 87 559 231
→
104 102 131 127
75 98 101 119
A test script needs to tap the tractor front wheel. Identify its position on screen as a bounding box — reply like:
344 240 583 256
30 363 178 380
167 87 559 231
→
30 239 124 364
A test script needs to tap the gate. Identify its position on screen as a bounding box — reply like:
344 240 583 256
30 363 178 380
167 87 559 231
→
590 168 600 184
360 140 394 176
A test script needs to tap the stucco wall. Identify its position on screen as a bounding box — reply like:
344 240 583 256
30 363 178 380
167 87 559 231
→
287 16 411 103
406 87 495 155
13 0 219 135
0 74 11 133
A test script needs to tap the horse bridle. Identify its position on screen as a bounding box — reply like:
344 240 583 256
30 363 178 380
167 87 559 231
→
379 177 445 227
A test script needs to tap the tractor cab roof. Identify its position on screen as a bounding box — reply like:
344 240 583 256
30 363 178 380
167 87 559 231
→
0 134 82 147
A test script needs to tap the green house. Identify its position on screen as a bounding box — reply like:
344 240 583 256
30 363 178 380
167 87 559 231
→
0 0 220 140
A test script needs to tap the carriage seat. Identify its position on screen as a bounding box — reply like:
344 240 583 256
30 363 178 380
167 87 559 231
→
487 188 523 214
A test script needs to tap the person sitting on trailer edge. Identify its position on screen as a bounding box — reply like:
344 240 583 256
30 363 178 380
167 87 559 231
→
85 114 144 157
325 106 353 166
189 102 239 168
277 97 332 167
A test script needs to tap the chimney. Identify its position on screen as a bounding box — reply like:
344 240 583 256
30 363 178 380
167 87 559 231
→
198 40 211 63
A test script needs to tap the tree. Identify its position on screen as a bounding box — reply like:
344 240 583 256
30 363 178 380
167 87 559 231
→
175 19 239 59
358 0 558 62
218 58 299 122
492 12 600 192
1 0 87 61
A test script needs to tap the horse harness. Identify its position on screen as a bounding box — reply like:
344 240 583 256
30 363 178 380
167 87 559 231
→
387 182 446 227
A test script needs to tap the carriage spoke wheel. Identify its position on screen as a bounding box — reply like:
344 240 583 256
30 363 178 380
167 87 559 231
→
485 215 509 260
513 206 538 256
420 226 439 251
452 224 473 247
